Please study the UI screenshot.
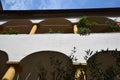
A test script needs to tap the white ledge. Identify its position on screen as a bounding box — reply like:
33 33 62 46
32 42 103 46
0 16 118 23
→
0 33 120 63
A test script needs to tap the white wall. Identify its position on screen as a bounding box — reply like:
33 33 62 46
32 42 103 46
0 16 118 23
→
0 33 120 63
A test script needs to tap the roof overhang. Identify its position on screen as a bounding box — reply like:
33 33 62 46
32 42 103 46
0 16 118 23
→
0 8 120 20
0 1 3 10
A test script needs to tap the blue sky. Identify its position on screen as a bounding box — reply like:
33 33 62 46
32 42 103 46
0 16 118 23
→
1 0 120 10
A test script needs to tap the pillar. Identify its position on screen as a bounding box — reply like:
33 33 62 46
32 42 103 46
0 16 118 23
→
73 25 78 34
29 25 38 34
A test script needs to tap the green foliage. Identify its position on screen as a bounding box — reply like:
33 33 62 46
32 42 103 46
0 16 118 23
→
77 16 120 34
106 20 120 32
84 49 93 61
48 28 54 33
75 64 86 80
78 27 91 35
50 55 73 80
0 30 18 34
48 28 64 33
87 49 120 80
77 16 97 35
37 64 47 80
69 46 77 62
70 47 86 80
78 16 97 28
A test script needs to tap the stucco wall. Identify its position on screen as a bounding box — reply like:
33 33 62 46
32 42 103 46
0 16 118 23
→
0 33 120 63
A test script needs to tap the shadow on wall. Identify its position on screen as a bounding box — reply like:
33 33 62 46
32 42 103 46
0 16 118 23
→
87 50 120 80
0 50 9 79
0 18 73 34
0 20 33 34
37 18 73 33
2 49 120 80
14 51 74 80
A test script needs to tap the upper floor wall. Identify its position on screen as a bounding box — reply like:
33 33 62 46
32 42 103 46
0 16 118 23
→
0 17 120 34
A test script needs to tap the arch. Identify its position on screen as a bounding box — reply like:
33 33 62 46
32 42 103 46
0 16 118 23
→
1 19 33 34
17 51 74 80
81 16 117 33
0 50 9 79
87 50 120 80
85 16 114 24
36 18 73 33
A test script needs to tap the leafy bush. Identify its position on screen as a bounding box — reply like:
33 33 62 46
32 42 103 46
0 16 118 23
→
77 16 97 35
106 20 120 32
78 27 91 35
0 30 18 34
48 28 64 33
78 16 97 28
87 49 120 80
69 47 77 62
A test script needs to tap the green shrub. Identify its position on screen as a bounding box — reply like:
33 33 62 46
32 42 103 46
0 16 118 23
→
0 30 18 34
78 27 91 35
106 20 120 32
77 16 97 35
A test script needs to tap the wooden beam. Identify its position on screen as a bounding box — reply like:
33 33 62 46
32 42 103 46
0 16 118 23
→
2 66 15 80
2 24 37 79
2 61 20 80
29 25 38 34
73 25 78 34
